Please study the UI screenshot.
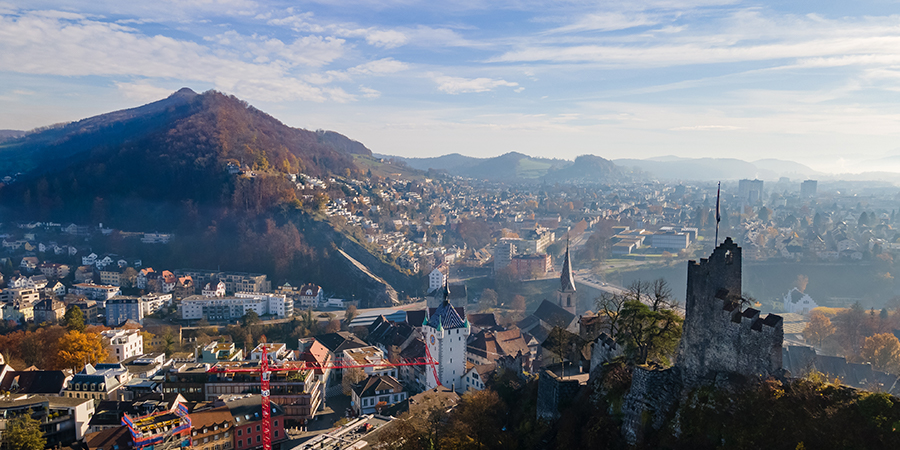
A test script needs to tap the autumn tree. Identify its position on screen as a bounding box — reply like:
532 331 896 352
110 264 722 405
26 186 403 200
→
141 331 156 353
447 390 507 448
63 306 85 332
5 410 44 450
325 319 341 334
342 367 366 396
802 311 836 348
344 305 358 325
479 288 498 311
57 330 107 372
511 294 527 312
859 333 900 374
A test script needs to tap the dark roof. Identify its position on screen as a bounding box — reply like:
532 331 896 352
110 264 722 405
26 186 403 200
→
560 244 576 292
540 327 588 361
379 386 459 418
467 313 499 329
400 338 426 359
0 370 66 394
532 299 575 328
315 332 368 354
426 299 467 330
85 425 131 450
221 396 285 424
406 310 427 327
353 374 404 398
516 315 541 332
367 319 414 349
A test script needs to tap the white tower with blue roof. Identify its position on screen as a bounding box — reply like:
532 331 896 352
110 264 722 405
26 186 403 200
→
423 280 470 393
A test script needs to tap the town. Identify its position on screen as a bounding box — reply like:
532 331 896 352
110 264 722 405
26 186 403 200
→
1 169 900 449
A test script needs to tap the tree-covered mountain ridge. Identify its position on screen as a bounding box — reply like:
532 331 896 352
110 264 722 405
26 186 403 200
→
0 88 371 227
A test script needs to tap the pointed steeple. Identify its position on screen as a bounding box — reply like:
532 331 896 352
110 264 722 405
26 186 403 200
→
560 238 576 292
441 278 451 305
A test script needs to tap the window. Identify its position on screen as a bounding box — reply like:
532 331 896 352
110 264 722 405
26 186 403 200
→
274 431 278 438
273 420 278 427
256 436 261 443
237 430 241 437
256 425 260 432
237 441 242 448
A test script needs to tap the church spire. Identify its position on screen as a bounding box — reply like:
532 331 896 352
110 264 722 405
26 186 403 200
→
442 278 451 305
560 238 576 292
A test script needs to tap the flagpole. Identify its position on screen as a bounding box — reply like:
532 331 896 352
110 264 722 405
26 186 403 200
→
715 181 721 246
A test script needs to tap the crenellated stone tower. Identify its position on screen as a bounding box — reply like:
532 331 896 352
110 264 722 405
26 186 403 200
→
677 237 784 387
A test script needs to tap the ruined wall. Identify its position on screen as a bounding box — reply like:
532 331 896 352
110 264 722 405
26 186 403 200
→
677 237 783 387
589 332 623 380
620 366 682 445
536 368 581 422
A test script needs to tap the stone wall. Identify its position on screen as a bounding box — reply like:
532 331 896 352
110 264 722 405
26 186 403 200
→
536 368 581 422
620 366 682 445
589 332 623 379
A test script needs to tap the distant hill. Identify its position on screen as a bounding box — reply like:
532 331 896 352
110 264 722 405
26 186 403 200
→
386 151 622 182
0 130 25 143
0 88 364 227
615 156 819 181
544 154 622 183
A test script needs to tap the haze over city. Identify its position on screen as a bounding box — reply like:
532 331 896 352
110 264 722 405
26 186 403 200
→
3 1 900 173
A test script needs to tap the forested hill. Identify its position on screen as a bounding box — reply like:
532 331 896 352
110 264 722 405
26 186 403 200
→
388 151 625 183
0 88 366 228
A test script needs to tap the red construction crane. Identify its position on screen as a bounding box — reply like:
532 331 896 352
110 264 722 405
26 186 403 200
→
207 342 441 450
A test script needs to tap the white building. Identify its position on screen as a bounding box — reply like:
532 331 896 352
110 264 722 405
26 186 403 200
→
180 293 291 321
423 288 470 394
428 264 448 293
101 329 144 362
783 288 818 315
70 283 120 301
141 292 173 315
202 281 226 297
298 284 324 308
342 346 398 378
351 375 407 415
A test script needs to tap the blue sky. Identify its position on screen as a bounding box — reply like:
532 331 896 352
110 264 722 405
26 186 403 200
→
2 1 900 173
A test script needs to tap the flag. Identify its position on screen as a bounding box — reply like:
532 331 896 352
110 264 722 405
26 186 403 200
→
715 181 721 224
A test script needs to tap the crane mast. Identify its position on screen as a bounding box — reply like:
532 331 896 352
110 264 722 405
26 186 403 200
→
208 341 441 450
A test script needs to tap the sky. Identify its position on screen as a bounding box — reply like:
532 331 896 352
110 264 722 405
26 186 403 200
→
2 1 900 173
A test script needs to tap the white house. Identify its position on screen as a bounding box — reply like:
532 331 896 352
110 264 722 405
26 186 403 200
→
783 288 818 315
428 264 448 293
202 281 226 297
351 374 407 414
101 329 144 362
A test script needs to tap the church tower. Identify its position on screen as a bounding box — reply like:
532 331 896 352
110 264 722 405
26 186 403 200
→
423 281 470 393
557 240 577 315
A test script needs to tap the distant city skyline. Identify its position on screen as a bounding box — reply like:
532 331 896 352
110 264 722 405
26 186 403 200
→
2 1 900 174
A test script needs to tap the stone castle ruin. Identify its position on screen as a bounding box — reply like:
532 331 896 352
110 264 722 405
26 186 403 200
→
617 237 785 444
677 237 784 387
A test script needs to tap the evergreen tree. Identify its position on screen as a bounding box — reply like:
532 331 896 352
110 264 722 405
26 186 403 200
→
6 410 45 450
63 306 85 332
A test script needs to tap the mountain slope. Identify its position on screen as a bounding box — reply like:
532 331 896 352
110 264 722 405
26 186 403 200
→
0 89 363 227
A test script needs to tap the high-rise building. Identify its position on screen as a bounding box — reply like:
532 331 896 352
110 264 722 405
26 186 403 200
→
801 179 817 198
738 179 764 206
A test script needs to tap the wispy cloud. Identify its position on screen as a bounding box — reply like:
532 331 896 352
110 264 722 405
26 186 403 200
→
430 73 518 94
669 125 743 131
